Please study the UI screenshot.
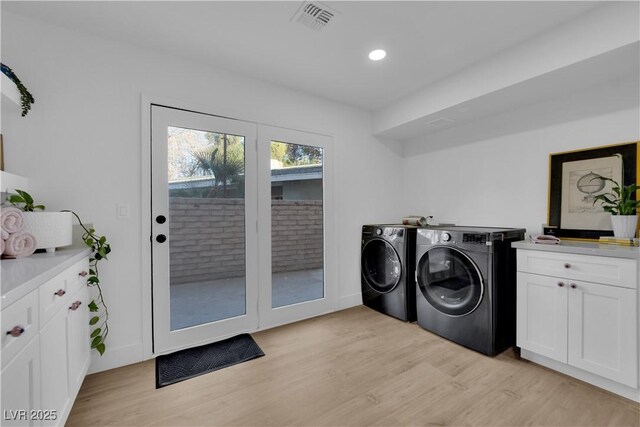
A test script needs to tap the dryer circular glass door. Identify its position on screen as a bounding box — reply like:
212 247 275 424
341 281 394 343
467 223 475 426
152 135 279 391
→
361 239 402 293
417 246 483 316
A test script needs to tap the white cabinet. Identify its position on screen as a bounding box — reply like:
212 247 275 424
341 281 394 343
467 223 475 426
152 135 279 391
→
0 255 90 427
66 286 90 398
516 272 567 362
40 308 71 424
0 335 41 427
567 280 636 387
1 289 39 368
516 246 639 400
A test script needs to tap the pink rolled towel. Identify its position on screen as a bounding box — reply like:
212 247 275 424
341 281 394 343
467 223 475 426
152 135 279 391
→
1 207 24 234
0 228 7 256
3 231 37 259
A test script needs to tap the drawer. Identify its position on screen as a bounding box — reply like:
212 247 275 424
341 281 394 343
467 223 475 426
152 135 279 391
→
1 289 39 369
517 249 637 289
66 258 90 295
39 269 72 327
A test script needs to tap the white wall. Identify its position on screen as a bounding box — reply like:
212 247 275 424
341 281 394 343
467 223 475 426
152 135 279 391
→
1 11 404 372
402 107 640 233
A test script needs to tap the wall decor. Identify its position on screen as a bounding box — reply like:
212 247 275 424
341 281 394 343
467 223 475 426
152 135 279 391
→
548 141 638 240
1 63 35 117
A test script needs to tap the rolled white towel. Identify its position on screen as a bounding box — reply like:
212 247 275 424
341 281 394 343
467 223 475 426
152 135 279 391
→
1 229 8 240
2 231 37 259
0 237 4 256
1 207 25 234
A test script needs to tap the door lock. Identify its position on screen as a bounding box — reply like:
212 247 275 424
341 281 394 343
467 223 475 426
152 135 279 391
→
156 234 167 243
156 215 167 224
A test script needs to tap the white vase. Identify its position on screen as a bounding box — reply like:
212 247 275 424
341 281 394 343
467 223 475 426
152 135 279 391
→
610 215 638 239
22 211 73 253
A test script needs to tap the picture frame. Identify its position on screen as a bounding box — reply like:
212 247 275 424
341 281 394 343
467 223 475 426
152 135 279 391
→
547 142 639 240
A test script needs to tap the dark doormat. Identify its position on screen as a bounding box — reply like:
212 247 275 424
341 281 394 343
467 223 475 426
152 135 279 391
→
155 333 265 388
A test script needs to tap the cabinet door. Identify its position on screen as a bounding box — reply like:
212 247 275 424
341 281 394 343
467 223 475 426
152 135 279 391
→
568 280 637 388
517 272 568 362
40 308 71 426
66 286 90 397
1 289 39 370
0 337 41 427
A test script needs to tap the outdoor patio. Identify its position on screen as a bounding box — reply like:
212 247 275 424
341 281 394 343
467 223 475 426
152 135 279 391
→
170 268 324 330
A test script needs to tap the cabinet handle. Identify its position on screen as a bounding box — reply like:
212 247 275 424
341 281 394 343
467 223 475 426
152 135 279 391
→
69 301 82 311
54 289 66 297
557 282 565 287
564 263 571 269
570 283 577 289
79 271 88 277
6 326 25 337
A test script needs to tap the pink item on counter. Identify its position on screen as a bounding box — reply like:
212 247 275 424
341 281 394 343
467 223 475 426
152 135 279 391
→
1 229 8 240
0 237 4 256
2 231 37 259
1 207 25 234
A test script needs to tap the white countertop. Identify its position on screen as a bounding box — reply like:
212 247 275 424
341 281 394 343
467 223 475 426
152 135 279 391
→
1 245 91 310
512 240 640 260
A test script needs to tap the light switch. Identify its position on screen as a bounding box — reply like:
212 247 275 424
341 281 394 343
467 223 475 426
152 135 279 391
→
117 203 130 219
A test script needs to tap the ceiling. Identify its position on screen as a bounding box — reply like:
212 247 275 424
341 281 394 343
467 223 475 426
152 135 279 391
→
375 42 640 140
2 1 602 111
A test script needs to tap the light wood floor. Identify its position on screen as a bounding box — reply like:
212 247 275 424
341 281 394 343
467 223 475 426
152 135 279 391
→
67 306 640 426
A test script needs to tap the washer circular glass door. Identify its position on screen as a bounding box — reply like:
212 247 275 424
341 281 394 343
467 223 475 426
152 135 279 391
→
417 246 483 316
361 239 402 293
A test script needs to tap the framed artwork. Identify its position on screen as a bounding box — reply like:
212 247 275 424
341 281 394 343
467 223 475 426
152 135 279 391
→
547 142 638 240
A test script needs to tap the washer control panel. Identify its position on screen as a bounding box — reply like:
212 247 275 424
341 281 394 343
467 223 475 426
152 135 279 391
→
362 225 404 240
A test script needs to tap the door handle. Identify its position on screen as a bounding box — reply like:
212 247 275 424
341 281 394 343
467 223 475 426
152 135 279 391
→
156 234 167 243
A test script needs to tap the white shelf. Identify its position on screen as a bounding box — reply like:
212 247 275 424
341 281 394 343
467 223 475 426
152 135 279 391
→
0 171 29 193
1 73 21 107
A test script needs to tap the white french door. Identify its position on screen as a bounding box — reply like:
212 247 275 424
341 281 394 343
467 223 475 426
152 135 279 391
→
151 105 258 353
151 105 334 354
257 125 335 329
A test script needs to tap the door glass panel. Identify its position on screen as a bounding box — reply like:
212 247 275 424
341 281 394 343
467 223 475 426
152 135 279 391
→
270 140 324 308
167 127 246 330
361 240 401 293
417 247 483 316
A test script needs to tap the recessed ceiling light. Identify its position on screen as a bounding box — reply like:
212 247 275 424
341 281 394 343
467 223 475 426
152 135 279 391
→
369 49 386 61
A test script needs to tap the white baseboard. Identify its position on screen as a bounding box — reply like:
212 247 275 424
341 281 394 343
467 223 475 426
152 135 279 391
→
88 342 145 374
338 293 362 310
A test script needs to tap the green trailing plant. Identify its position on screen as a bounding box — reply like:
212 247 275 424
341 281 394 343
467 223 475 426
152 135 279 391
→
10 189 111 356
62 210 111 356
591 176 640 215
7 189 45 211
1 63 35 117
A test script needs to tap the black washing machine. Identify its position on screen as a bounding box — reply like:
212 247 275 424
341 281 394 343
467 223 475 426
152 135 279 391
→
415 226 525 355
361 225 417 322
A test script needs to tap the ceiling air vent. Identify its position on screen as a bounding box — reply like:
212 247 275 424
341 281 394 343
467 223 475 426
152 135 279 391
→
291 1 337 31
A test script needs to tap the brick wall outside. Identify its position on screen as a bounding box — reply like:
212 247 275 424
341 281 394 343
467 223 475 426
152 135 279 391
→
169 198 323 285
271 199 323 273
